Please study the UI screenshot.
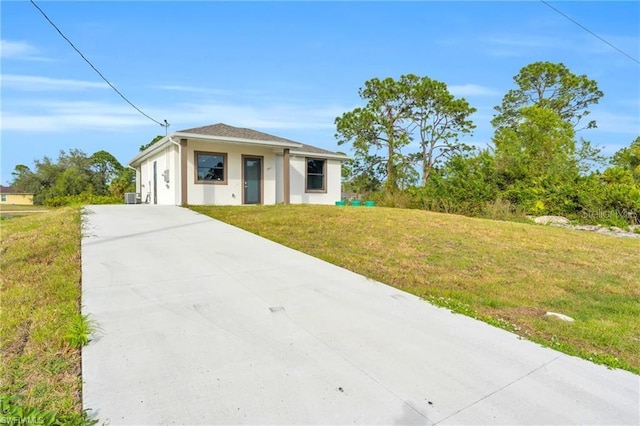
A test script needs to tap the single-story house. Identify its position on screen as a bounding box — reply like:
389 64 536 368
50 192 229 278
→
128 123 349 205
0 186 34 205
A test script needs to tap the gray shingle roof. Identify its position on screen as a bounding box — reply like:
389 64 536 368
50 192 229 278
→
178 123 299 144
295 143 341 156
177 123 341 156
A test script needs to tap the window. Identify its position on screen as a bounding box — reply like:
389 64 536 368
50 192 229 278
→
306 158 326 192
195 152 227 184
1 194 5 202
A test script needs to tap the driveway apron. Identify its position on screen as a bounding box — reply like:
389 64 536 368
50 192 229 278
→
81 205 639 425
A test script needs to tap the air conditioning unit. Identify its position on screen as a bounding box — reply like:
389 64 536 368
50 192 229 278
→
125 193 137 204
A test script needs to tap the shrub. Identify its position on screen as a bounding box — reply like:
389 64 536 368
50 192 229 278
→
44 194 123 207
369 191 413 208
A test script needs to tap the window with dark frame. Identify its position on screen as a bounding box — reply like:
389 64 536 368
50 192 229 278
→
306 158 326 192
196 152 227 184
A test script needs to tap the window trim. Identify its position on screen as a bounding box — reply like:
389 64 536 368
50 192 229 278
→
305 157 327 193
194 151 228 185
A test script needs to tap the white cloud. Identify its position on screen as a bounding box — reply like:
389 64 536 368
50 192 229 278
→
1 75 109 91
449 84 499 97
589 110 640 135
166 102 344 131
480 31 640 60
153 85 233 96
152 84 324 105
0 98 347 134
2 113 141 133
1 100 148 132
1 40 37 57
483 35 556 49
437 34 565 58
0 40 50 61
480 34 563 57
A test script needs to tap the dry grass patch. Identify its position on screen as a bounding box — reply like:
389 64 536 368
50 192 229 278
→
0 208 95 424
191 204 640 374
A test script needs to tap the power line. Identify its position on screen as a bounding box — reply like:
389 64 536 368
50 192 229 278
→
29 0 170 128
540 0 639 65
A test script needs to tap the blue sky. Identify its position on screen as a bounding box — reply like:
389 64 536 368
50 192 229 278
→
1 1 639 185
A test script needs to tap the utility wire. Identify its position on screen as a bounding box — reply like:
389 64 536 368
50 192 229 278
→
540 0 639 65
29 0 169 128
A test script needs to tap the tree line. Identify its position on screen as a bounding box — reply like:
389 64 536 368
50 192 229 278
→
10 149 135 206
337 61 640 226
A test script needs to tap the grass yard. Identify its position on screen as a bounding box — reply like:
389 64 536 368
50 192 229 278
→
0 204 50 219
0 208 95 424
191 204 640 374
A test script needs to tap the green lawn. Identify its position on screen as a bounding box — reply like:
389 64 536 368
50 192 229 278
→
0 207 95 424
0 204 50 219
190 204 640 374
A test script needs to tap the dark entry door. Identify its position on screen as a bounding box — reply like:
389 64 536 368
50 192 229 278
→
153 161 158 205
243 157 262 204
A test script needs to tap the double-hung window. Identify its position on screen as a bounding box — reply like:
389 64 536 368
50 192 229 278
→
195 152 227 184
306 158 326 192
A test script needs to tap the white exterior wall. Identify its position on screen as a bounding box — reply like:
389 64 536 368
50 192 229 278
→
289 156 342 205
139 146 179 205
135 168 141 194
186 141 277 205
133 139 345 206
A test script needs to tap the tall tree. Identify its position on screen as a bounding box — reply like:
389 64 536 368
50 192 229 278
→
340 153 384 194
335 77 414 193
47 149 96 199
493 105 579 213
492 61 603 131
109 168 136 198
27 155 66 204
336 74 476 191
612 136 640 183
9 149 124 204
90 150 124 192
407 75 476 186
495 106 577 182
421 149 499 215
10 164 38 194
140 135 164 152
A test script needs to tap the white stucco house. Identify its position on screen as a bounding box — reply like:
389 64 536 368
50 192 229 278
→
128 123 349 206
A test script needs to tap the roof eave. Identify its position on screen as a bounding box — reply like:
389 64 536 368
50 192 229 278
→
172 132 303 149
128 135 172 167
289 150 350 161
128 131 349 167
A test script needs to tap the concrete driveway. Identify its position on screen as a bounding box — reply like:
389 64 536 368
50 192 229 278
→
82 205 639 425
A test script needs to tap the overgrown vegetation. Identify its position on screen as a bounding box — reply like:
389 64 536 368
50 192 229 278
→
0 208 97 424
191 205 640 374
44 194 123 207
9 149 134 206
339 62 639 226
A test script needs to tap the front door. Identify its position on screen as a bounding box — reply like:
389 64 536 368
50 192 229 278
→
153 161 158 205
243 156 262 204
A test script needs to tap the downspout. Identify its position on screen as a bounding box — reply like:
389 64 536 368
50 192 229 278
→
127 165 141 201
